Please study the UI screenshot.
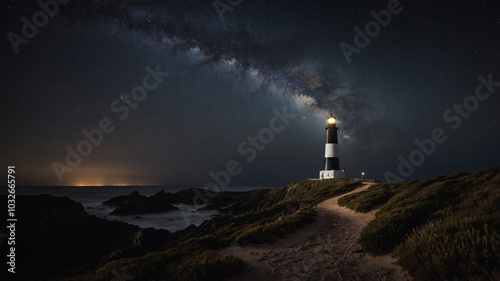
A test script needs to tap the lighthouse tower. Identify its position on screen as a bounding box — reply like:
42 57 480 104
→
319 114 346 179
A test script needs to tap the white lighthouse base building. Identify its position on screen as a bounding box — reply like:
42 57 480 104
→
319 170 346 179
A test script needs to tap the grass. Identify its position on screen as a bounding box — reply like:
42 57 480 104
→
234 208 316 245
62 178 361 281
62 167 500 281
395 219 500 281
57 168 500 280
338 182 399 212
339 166 500 281
61 237 245 281
203 178 361 247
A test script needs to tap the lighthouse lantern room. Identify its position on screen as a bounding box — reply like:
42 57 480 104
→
319 114 346 179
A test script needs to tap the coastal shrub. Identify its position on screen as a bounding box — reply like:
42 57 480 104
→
351 166 500 280
217 179 360 245
62 248 180 281
277 178 362 205
395 219 500 281
175 251 245 281
356 176 474 254
61 249 245 281
62 178 360 280
338 183 397 212
234 208 316 245
337 177 450 213
394 181 500 281
177 234 228 253
359 204 429 254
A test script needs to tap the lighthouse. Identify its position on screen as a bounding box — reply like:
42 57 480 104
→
319 114 346 179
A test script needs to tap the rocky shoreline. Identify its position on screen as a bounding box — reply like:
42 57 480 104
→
4 167 499 281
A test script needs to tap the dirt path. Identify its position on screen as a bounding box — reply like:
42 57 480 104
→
220 183 412 281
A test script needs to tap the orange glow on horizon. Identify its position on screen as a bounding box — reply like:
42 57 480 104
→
73 181 138 187
74 183 105 187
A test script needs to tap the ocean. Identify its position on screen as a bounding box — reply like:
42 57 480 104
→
15 185 276 233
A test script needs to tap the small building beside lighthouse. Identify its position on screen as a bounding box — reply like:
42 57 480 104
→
319 114 346 179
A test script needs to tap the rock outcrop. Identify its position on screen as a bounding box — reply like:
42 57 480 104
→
0 195 174 281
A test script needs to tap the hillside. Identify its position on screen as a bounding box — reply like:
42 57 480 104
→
0 195 175 281
339 166 500 281
220 182 411 281
6 166 499 280
59 179 363 281
80 166 499 281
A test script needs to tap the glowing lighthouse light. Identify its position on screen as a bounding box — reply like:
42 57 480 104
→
319 114 346 179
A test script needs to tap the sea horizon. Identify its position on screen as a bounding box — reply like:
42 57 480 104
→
10 185 278 232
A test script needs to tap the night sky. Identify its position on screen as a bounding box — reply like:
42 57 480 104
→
1 0 499 187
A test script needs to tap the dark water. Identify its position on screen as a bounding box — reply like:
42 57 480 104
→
13 185 275 232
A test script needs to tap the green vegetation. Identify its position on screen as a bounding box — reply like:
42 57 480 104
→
199 178 361 248
60 167 500 281
338 182 400 212
339 166 500 281
61 234 245 281
65 178 361 281
234 208 316 245
62 248 245 281
175 252 246 281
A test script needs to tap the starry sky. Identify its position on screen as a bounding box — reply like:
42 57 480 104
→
1 0 499 186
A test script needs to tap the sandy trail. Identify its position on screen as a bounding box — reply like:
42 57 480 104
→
220 183 412 281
